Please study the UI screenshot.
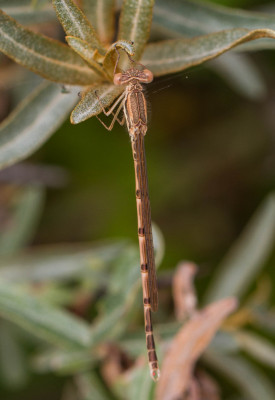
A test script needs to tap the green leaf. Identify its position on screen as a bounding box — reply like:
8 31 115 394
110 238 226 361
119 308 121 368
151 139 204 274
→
209 331 239 354
128 364 155 400
128 363 155 400
252 309 275 334
209 53 267 100
65 36 107 77
0 321 28 388
75 372 113 400
0 240 126 283
90 247 141 345
234 331 275 369
153 0 275 39
0 281 91 349
204 351 275 400
0 0 55 24
0 82 78 170
0 9 97 85
118 0 155 62
32 349 94 374
0 186 45 256
82 0 115 45
141 28 275 77
52 0 105 55
34 284 77 307
70 83 124 124
204 193 275 302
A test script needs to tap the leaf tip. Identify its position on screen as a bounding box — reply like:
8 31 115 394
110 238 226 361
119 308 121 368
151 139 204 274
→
70 112 78 125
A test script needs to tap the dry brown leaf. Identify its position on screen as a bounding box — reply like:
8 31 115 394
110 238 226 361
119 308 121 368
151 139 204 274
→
172 262 198 321
156 297 237 400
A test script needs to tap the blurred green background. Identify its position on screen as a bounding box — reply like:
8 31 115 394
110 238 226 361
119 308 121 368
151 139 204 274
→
1 0 275 398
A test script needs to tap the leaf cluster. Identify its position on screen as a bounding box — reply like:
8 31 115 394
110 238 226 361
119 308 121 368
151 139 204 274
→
1 0 275 166
1 1 275 399
0 176 275 399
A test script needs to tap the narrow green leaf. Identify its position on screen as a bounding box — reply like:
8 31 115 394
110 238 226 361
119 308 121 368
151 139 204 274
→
0 282 91 348
141 28 275 77
76 372 113 400
129 364 155 400
205 194 275 302
33 284 77 307
234 331 275 369
52 0 105 55
153 0 275 39
209 53 267 100
118 0 155 62
82 0 115 44
32 349 94 374
0 321 28 388
0 186 45 256
204 351 275 400
1 0 55 24
65 36 107 77
0 82 78 170
0 9 97 85
90 247 141 345
71 83 124 124
209 331 239 354
252 309 275 334
0 241 126 283
236 38 275 52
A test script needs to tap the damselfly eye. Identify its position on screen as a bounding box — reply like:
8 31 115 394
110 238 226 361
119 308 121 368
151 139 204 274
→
143 69 153 83
114 73 123 85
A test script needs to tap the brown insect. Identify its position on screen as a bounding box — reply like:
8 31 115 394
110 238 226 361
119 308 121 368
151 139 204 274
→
95 47 160 381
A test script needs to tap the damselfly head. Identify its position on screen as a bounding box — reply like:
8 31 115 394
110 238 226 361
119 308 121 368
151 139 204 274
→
141 69 154 83
113 68 153 86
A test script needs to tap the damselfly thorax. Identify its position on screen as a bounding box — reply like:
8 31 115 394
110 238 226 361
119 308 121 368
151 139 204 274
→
95 48 160 382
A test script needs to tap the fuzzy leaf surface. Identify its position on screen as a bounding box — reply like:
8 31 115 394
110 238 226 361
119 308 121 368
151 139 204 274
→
65 36 106 76
141 28 275 76
118 0 154 61
52 0 105 54
81 0 115 44
0 82 78 170
0 0 55 24
71 83 124 124
0 10 98 85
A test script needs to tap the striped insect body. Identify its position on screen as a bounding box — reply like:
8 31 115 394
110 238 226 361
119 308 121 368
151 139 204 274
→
95 48 160 381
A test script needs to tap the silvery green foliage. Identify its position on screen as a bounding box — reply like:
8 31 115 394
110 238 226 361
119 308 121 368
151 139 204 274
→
1 0 275 166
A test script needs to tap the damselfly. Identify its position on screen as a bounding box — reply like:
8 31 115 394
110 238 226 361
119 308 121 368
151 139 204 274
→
95 47 160 381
